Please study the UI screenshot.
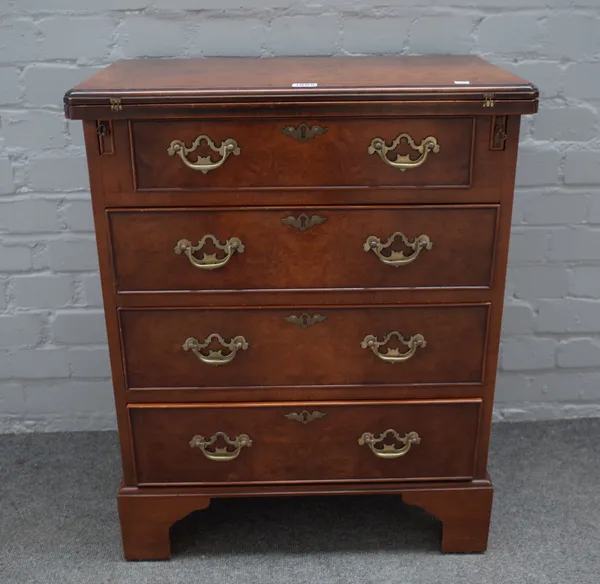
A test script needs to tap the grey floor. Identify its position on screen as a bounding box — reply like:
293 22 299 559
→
1 419 599 584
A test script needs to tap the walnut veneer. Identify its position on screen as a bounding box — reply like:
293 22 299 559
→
65 56 538 560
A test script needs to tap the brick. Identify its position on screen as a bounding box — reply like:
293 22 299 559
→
23 380 114 416
496 404 600 423
0 68 21 105
518 116 532 144
564 64 600 99
501 61 562 99
0 110 67 150
515 146 561 187
68 121 85 148
53 310 107 344
23 65 100 108
409 16 475 54
64 199 94 232
0 19 38 64
587 197 600 224
476 15 544 54
12 274 73 308
501 300 534 336
0 383 25 415
440 0 570 5
534 107 597 142
11 348 70 379
0 351 10 379
518 193 587 225
564 151 600 185
507 266 569 300
548 228 600 261
544 15 600 60
153 0 296 6
0 245 32 273
80 274 103 306
68 347 111 378
570 267 600 298
557 339 600 369
39 16 115 61
0 314 43 348
29 157 89 190
191 19 266 57
507 229 550 263
531 371 600 401
535 299 600 333
117 17 189 59
0 277 7 311
268 15 340 56
48 239 99 272
17 0 149 9
0 199 61 233
494 373 533 405
0 157 14 194
501 336 556 371
497 373 565 407
342 18 409 54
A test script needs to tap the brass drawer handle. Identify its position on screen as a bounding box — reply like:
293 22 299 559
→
364 232 432 267
182 333 248 366
361 331 426 363
190 432 252 462
174 235 244 271
368 133 440 171
359 430 421 459
167 135 240 174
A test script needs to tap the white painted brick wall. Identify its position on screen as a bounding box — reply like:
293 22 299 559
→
1 1 600 432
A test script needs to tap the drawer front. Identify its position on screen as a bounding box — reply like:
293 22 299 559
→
131 117 473 190
120 305 488 389
129 400 481 485
109 206 497 292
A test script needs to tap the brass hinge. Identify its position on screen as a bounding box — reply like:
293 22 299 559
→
490 115 508 151
483 92 495 108
109 97 123 112
96 120 114 155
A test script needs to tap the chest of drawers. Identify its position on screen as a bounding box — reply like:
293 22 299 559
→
65 56 538 560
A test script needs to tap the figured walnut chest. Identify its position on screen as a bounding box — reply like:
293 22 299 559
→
65 56 538 560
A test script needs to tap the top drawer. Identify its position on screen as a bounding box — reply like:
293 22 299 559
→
131 117 474 190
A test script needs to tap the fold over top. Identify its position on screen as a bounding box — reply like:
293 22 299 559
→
64 56 539 119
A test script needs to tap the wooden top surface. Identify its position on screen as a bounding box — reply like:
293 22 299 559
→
70 56 534 95
64 56 538 118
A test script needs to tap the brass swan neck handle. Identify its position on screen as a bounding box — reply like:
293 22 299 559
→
182 334 249 366
190 432 252 462
174 235 244 271
359 430 421 459
368 133 440 171
364 232 432 267
168 135 240 174
361 331 426 363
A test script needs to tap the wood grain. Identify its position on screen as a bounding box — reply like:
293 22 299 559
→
128 400 481 485
119 304 489 389
64 56 538 119
109 205 498 292
131 117 473 189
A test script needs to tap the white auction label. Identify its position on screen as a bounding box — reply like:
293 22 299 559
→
292 82 318 88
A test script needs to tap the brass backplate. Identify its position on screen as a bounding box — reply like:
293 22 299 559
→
282 123 328 142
